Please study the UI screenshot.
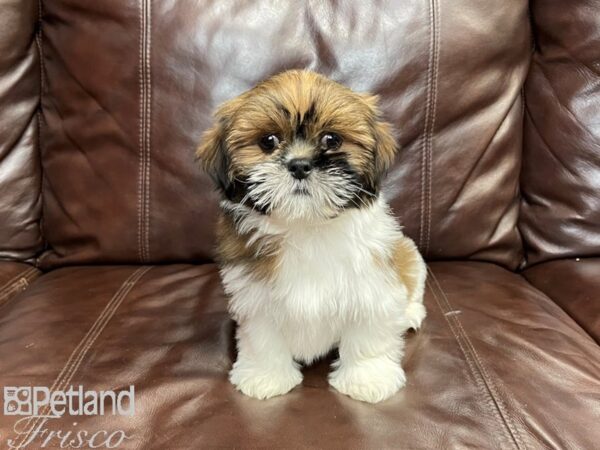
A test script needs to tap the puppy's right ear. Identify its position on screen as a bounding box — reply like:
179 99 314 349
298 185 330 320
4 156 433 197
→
196 117 232 193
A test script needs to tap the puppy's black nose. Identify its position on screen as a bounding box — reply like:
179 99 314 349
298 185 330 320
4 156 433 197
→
287 158 313 180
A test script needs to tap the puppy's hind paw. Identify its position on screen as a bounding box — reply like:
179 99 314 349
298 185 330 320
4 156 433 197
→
405 302 426 330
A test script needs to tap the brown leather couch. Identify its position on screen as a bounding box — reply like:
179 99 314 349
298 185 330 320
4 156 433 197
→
1 1 598 448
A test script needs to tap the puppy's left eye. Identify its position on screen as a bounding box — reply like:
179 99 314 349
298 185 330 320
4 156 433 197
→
320 133 342 150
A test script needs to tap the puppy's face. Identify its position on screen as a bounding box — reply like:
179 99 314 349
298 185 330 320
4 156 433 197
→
197 70 397 222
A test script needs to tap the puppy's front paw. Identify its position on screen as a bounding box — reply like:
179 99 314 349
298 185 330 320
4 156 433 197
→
329 360 406 403
230 362 302 400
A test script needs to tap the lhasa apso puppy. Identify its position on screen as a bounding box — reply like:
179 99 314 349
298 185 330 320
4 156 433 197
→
197 70 426 403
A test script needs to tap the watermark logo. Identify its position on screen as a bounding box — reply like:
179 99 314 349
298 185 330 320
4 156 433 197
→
3 386 135 418
2 386 135 449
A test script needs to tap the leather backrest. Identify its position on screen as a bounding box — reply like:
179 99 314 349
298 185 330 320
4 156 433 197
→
520 0 600 265
0 0 43 262
37 0 531 269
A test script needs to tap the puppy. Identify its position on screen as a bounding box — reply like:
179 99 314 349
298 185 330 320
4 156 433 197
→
197 70 426 403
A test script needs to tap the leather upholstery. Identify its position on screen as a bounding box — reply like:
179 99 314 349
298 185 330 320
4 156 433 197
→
520 0 600 265
37 0 530 269
0 0 43 261
0 0 598 448
525 258 600 343
0 263 598 449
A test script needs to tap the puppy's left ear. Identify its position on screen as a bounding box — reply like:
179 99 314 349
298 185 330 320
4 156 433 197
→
363 95 398 177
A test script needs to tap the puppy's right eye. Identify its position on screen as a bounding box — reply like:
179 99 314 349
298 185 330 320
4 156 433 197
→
258 134 280 152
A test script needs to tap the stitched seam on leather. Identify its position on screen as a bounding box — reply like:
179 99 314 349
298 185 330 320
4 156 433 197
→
137 0 144 262
517 88 526 270
0 267 38 306
425 0 440 255
427 274 515 450
419 0 440 255
144 0 152 262
431 269 527 449
137 0 151 263
419 0 434 249
428 268 527 450
35 0 45 263
13 267 150 448
12 266 152 449
35 0 45 96
0 267 35 295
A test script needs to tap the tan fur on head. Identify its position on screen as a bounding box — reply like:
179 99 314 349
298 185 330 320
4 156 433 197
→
197 70 397 217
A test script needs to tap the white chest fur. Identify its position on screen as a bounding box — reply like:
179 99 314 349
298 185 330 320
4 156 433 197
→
221 198 410 362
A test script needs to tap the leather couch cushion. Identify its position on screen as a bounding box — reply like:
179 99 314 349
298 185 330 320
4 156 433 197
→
0 262 39 310
0 0 43 261
1 262 598 448
524 258 600 343
38 0 530 269
520 0 600 265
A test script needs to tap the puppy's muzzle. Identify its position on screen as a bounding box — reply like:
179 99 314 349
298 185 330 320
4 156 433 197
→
287 158 313 180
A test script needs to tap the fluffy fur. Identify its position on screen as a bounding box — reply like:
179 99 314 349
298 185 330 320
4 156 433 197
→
197 70 426 403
